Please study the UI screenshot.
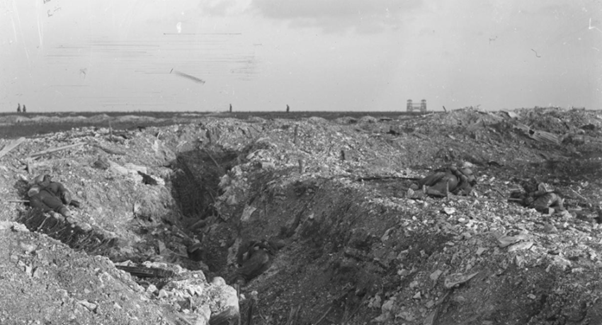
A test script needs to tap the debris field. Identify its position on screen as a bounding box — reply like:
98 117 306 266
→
0 107 601 325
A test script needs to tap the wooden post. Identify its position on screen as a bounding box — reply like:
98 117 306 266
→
28 142 86 158
26 158 33 174
0 137 26 159
90 142 126 155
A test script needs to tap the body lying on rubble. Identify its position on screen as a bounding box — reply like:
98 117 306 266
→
27 174 79 217
510 182 564 214
409 165 476 198
230 239 278 285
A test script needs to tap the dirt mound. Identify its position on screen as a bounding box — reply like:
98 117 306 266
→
66 115 88 121
115 115 158 122
0 108 601 324
27 116 52 122
334 116 359 124
0 115 31 123
0 220 239 325
0 221 170 324
88 114 112 122
189 109 602 324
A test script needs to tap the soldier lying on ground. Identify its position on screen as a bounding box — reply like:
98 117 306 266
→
510 182 564 214
409 165 476 198
27 174 79 217
230 239 276 285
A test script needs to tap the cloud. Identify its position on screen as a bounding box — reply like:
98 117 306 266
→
198 0 251 16
251 0 422 33
199 0 237 15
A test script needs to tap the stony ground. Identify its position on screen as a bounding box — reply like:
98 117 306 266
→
0 107 601 325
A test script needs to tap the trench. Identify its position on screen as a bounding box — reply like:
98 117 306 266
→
15 134 578 325
14 143 240 272
9 113 602 324
13 141 454 324
168 145 242 273
12 141 390 324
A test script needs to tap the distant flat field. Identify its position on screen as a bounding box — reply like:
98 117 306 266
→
0 111 424 139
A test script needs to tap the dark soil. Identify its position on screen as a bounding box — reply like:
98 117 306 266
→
0 107 601 325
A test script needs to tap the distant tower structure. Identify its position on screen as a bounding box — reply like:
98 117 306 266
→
286 104 290 113
229 104 232 113
17 103 21 113
407 99 427 112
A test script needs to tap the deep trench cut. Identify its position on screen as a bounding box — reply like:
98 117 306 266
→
169 145 244 272
15 145 243 275
170 146 241 222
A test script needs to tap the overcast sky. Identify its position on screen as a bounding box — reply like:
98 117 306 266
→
1 0 600 112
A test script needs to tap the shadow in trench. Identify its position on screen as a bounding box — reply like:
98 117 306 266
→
168 144 244 273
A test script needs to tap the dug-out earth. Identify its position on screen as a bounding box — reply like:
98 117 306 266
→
0 107 602 325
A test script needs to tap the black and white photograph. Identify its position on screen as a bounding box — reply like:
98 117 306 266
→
0 0 601 324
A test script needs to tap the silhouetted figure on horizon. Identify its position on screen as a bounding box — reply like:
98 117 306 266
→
23 105 27 113
229 103 232 113
17 103 21 113
286 104 290 113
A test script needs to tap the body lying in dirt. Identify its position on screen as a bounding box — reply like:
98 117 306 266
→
230 239 283 285
26 174 80 217
409 165 476 198
509 182 565 214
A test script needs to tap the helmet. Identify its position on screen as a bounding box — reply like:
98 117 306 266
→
34 174 52 185
27 185 41 197
537 183 553 193
33 175 45 184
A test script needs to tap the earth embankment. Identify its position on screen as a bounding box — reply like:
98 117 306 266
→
0 107 601 324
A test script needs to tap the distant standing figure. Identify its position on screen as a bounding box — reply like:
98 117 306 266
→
23 105 27 113
17 103 21 113
229 104 232 113
286 104 290 113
